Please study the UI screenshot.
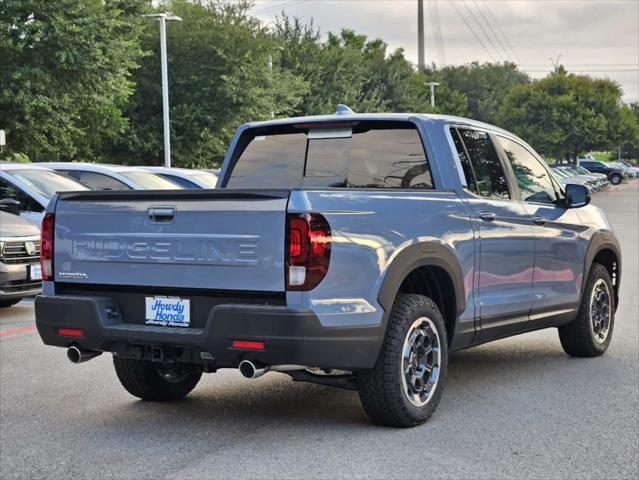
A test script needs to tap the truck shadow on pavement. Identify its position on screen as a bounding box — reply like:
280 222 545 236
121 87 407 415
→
94 334 598 433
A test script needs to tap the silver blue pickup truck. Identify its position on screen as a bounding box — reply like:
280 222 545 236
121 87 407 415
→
35 109 621 427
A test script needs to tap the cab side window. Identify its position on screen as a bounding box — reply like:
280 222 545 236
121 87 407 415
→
457 128 510 199
497 136 557 204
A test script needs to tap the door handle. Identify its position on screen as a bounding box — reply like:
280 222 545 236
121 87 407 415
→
532 216 547 226
148 207 176 223
479 212 496 222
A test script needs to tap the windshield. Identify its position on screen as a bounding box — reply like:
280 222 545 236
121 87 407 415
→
4 168 88 199
120 171 183 190
191 172 218 188
575 166 591 175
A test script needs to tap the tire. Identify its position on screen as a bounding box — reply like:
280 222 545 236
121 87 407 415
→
609 173 622 185
558 263 615 357
358 294 448 427
0 299 21 308
113 357 202 401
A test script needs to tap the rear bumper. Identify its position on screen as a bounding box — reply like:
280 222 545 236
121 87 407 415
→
34 295 383 370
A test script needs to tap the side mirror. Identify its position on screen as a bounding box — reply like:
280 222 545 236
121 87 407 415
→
563 184 590 208
0 198 21 215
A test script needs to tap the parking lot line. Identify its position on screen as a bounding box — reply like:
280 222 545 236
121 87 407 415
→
0 325 37 338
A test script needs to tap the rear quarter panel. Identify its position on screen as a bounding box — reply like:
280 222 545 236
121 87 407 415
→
287 189 477 336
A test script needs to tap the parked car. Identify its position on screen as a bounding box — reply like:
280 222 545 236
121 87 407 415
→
0 211 42 307
143 167 219 189
37 163 184 191
609 162 636 179
559 166 607 191
571 165 609 188
550 166 596 192
0 163 89 225
35 110 621 427
618 161 639 177
578 159 625 185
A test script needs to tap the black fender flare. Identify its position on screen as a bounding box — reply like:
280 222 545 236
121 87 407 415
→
377 240 467 317
582 230 622 307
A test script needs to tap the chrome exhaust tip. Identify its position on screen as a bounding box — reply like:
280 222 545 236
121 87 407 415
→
67 346 101 364
238 360 269 379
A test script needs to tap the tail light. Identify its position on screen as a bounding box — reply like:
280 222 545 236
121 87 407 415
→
286 213 331 291
40 213 54 281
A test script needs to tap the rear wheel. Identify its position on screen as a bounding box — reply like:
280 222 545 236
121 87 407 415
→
0 299 21 308
113 357 202 401
558 263 615 357
358 294 448 427
609 173 622 185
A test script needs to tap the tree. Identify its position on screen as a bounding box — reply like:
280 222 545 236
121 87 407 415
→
109 0 308 168
434 62 529 124
0 0 146 161
497 69 639 160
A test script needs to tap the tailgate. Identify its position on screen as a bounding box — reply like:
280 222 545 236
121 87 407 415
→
52 190 289 292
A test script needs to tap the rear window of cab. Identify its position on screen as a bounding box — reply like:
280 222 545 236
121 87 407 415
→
225 121 433 190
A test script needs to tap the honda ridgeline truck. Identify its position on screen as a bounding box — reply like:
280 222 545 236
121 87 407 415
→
35 108 621 427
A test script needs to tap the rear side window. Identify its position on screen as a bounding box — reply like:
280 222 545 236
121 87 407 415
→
457 129 510 199
226 122 432 190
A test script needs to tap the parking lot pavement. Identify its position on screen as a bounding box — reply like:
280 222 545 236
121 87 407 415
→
1 184 637 480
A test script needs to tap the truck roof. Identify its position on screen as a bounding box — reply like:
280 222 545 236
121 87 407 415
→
242 112 513 137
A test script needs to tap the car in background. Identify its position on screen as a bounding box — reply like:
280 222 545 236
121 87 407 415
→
571 164 609 188
143 167 219 189
609 162 636 179
0 163 89 225
578 159 625 185
0 211 42 307
618 161 639 177
555 165 607 191
550 167 595 192
36 163 183 191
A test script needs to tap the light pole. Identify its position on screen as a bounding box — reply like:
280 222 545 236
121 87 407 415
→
268 54 274 119
143 13 182 168
425 82 439 108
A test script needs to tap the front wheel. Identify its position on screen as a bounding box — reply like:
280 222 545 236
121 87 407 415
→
609 173 622 185
113 357 202 401
358 294 448 427
558 263 615 357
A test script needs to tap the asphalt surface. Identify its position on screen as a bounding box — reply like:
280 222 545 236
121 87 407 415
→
1 183 638 480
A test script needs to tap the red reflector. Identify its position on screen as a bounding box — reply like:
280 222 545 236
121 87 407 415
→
57 328 84 338
232 340 265 350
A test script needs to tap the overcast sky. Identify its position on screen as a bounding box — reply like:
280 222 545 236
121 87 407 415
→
246 0 639 102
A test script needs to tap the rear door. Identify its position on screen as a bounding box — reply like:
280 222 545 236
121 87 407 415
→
451 128 535 340
53 190 289 292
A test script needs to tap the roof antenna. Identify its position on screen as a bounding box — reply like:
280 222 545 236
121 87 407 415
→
335 104 355 115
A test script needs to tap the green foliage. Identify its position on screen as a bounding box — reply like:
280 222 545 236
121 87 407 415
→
114 0 308 168
2 1 636 167
0 0 147 162
432 61 530 124
497 69 639 159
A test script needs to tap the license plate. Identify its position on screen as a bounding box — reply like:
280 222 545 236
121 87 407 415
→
145 296 191 328
29 264 42 281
